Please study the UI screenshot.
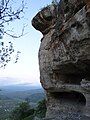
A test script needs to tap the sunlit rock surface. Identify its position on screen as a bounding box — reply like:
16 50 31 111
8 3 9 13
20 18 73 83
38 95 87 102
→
32 0 90 119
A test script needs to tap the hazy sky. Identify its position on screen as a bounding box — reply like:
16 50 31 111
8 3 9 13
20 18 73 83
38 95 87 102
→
0 0 54 86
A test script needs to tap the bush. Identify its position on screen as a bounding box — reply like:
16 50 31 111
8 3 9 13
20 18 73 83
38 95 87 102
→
9 102 34 120
10 99 47 120
22 115 34 120
35 99 47 118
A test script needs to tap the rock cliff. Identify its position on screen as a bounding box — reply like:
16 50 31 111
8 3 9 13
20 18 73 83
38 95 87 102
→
32 0 90 119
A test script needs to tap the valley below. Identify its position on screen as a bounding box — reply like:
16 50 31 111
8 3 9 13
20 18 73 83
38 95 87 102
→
0 84 45 120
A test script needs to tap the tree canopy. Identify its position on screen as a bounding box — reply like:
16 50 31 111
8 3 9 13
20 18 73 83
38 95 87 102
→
9 99 47 120
0 0 26 68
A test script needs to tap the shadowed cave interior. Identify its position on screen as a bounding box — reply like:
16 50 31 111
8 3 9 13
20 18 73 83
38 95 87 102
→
50 91 86 105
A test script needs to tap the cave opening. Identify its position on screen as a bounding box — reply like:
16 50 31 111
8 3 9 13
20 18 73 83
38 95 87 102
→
51 91 86 105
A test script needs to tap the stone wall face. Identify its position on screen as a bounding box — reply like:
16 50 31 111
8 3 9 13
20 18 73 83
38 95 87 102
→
32 0 90 119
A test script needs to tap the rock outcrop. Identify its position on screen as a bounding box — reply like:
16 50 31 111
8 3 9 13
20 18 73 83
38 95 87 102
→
32 0 90 119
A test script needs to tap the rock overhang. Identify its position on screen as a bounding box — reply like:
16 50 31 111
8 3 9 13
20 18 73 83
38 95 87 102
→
32 0 90 119
32 4 57 35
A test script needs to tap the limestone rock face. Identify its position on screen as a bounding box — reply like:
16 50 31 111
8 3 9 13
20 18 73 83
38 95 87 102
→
32 0 90 119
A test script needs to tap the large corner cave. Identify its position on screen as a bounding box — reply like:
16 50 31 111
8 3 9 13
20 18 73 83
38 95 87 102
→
51 91 86 106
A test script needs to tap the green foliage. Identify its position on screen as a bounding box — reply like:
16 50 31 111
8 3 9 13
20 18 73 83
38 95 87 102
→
35 99 47 118
0 99 21 120
9 102 34 120
22 115 34 120
25 92 45 103
10 99 47 120
0 88 45 119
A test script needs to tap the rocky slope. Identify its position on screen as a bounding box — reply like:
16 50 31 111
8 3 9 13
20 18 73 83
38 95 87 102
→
32 0 90 119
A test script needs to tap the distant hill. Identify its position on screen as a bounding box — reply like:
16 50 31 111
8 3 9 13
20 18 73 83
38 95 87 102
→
0 83 42 92
0 88 44 100
0 84 44 101
0 84 45 103
0 94 10 100
0 84 45 120
25 92 45 103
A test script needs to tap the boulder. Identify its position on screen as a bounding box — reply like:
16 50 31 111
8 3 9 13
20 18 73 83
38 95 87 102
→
32 0 90 119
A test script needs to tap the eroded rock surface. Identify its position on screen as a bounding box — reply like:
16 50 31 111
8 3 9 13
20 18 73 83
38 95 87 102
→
32 0 90 119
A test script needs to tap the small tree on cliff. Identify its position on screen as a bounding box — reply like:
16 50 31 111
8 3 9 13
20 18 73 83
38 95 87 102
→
0 0 26 68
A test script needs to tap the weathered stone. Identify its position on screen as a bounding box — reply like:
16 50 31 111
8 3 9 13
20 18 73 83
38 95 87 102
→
58 0 85 22
32 0 90 119
32 4 57 35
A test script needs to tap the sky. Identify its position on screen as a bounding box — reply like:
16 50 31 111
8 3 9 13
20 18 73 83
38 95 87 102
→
0 0 54 86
